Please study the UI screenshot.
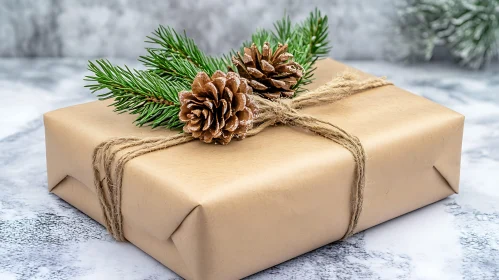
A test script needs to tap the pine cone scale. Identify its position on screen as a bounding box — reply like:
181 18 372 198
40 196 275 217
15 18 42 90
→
247 67 264 78
249 80 268 91
232 92 246 111
202 113 212 131
260 60 274 73
225 116 239 132
273 79 290 90
237 107 253 123
212 77 226 93
242 53 254 66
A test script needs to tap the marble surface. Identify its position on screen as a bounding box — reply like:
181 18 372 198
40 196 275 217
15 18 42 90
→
0 0 403 60
1 58 498 280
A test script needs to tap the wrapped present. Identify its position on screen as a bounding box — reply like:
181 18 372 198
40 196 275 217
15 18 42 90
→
44 58 464 279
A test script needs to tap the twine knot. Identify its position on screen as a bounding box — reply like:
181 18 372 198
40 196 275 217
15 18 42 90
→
93 72 393 242
264 99 298 125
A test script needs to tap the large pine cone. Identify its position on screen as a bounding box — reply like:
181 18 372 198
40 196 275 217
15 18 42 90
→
179 70 258 145
232 42 303 100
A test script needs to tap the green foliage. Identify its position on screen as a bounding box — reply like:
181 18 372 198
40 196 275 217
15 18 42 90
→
87 26 234 130
399 0 499 69
85 59 187 129
242 8 331 93
86 9 331 131
139 25 232 81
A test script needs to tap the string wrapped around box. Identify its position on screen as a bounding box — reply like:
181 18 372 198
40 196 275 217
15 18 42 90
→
92 71 392 242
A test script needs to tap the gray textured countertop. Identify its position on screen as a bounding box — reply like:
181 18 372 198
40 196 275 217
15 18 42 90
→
1 59 498 280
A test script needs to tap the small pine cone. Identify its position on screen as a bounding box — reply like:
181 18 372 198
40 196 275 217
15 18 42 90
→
232 42 303 100
179 70 258 145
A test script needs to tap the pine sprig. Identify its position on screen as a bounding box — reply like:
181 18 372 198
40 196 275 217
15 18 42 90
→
140 48 200 82
139 25 232 79
85 10 332 131
85 59 187 129
246 29 275 49
288 9 330 92
242 8 331 94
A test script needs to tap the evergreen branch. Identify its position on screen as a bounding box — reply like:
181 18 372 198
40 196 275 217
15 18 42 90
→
140 25 232 78
242 29 274 51
85 59 187 129
273 14 293 44
140 48 200 82
300 8 331 60
290 9 330 93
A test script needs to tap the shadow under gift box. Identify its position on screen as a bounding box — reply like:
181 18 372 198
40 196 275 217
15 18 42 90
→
44 59 464 280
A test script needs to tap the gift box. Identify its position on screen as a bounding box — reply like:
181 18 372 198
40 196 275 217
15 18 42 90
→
44 59 464 280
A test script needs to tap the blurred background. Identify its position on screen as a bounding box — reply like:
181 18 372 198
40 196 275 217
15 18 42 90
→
1 0 497 68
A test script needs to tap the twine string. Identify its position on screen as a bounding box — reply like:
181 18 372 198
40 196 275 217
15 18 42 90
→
92 72 392 241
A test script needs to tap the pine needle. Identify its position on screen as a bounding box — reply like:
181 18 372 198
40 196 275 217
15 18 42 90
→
85 59 187 129
139 25 232 80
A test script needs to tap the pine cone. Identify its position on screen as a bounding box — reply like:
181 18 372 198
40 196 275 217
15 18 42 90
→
232 42 303 100
179 70 258 145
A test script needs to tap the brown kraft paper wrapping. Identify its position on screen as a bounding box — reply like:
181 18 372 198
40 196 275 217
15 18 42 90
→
44 59 465 280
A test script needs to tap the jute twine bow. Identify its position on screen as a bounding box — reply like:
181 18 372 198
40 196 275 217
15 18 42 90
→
92 72 392 242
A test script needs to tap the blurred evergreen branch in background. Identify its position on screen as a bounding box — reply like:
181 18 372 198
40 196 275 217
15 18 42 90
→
398 0 499 69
